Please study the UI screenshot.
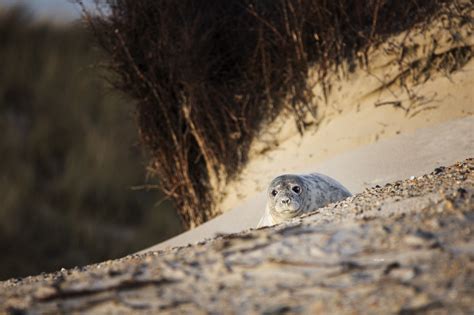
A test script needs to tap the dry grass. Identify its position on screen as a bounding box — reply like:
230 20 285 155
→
80 0 468 228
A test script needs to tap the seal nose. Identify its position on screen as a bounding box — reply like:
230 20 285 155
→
280 197 290 204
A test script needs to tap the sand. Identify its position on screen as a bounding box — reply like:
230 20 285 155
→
2 159 473 314
144 116 473 252
217 17 474 213
141 16 474 252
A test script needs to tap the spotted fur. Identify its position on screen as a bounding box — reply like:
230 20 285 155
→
257 173 351 227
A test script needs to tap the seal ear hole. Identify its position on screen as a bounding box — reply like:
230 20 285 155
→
292 186 301 194
271 190 278 197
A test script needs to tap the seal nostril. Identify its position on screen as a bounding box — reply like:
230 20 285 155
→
281 197 290 204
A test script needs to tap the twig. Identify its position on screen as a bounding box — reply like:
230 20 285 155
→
374 101 403 109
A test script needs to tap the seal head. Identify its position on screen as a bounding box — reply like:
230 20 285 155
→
267 174 306 221
258 172 352 228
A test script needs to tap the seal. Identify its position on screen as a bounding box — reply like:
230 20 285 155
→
257 173 351 227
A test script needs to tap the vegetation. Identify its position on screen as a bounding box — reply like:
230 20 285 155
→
83 0 465 228
0 6 182 280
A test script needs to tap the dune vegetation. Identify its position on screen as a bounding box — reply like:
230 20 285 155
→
82 0 469 228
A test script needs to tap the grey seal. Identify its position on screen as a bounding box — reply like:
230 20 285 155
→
257 173 351 227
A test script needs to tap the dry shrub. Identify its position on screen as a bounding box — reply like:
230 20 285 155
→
80 0 462 228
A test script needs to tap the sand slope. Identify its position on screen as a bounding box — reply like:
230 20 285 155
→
2 159 472 314
146 115 473 251
217 17 474 213
145 15 474 251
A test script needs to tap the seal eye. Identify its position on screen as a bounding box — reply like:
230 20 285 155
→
271 190 278 197
292 186 301 194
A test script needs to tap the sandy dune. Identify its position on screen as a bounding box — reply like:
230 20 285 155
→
217 21 474 214
144 115 473 252
142 15 474 252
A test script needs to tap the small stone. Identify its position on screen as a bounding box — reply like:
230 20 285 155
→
456 187 467 198
33 286 57 300
403 235 427 247
388 267 416 282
